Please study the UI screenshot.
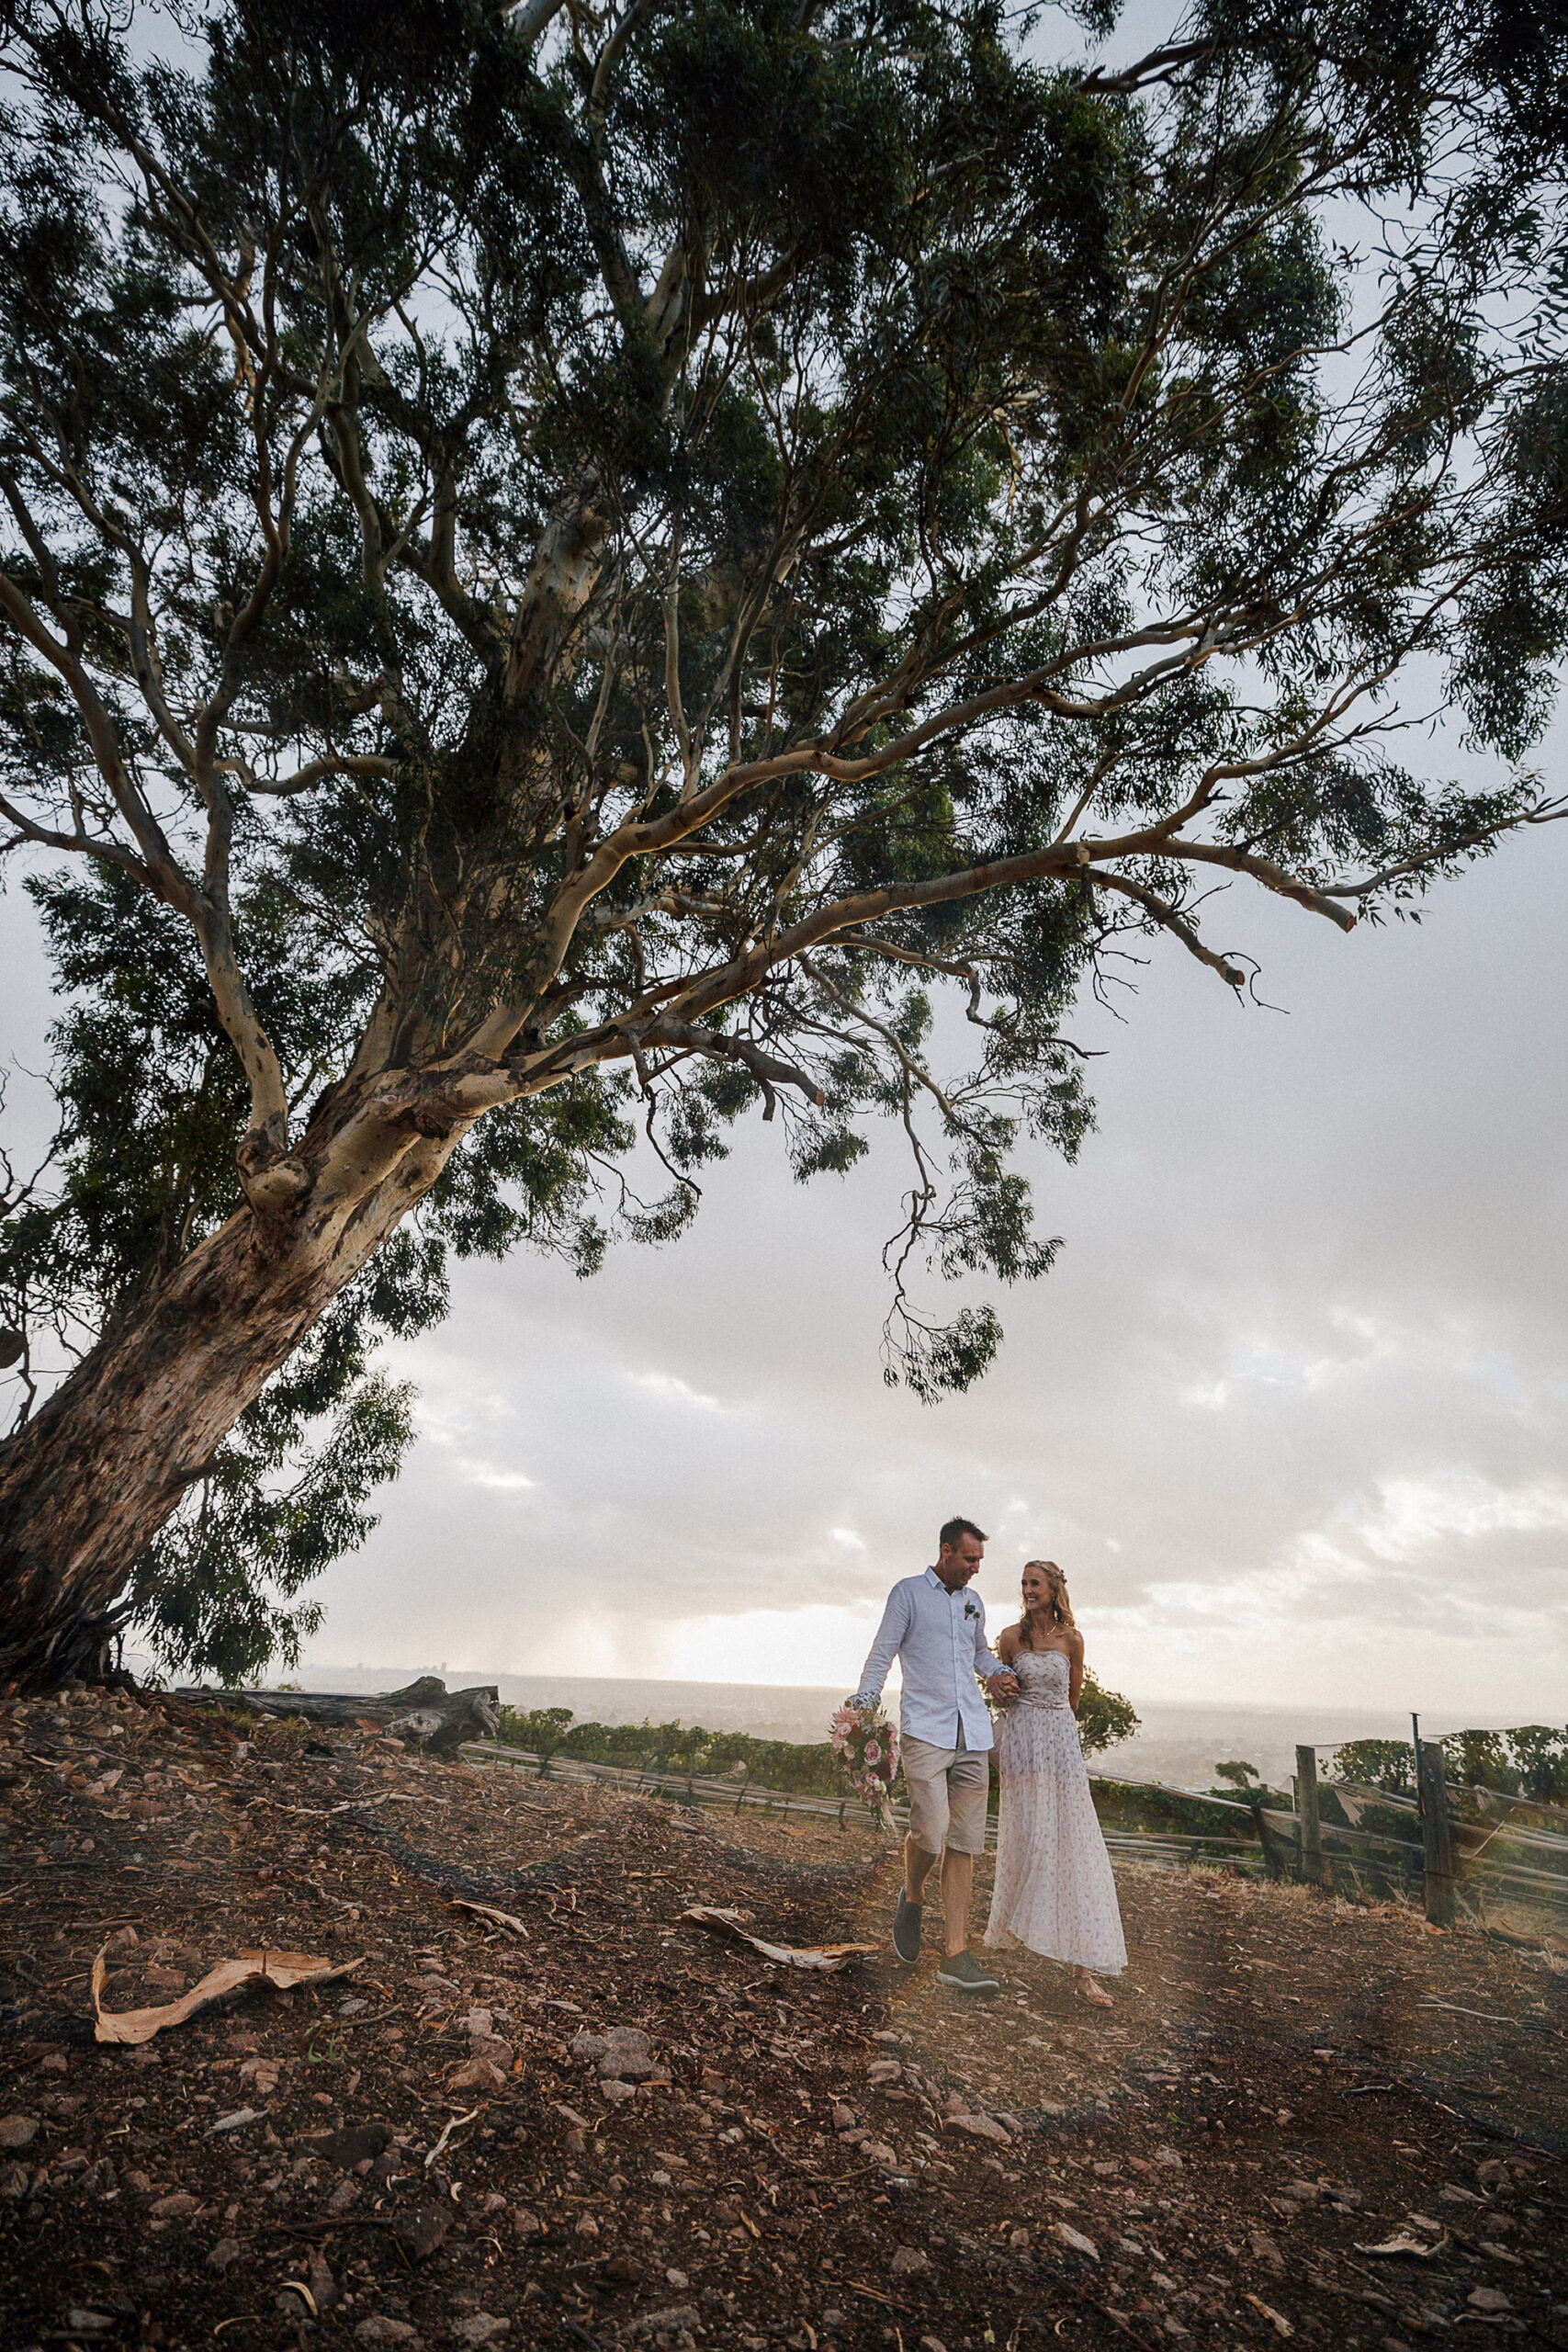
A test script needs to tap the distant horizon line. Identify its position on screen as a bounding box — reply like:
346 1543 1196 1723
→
261 1659 1544 1726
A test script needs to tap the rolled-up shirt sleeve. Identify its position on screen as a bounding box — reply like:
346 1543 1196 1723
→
850 1583 912 1707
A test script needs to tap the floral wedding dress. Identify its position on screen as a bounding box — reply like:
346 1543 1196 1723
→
984 1647 1127 1973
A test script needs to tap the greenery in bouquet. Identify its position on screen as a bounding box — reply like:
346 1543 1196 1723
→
829 1703 901 1827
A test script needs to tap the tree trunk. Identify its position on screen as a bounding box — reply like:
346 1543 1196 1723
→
176 1676 501 1758
0 1091 460 1690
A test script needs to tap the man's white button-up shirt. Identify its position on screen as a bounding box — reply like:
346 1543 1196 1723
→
851 1566 1004 1751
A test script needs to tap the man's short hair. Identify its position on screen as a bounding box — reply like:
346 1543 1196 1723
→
939 1515 988 1553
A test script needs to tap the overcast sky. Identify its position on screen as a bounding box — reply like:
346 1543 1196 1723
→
2 4 1564 1727
7 740 1563 1724
275 800 1558 1724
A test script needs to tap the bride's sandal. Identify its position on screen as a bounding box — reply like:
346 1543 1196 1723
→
1076 1972 1113 2007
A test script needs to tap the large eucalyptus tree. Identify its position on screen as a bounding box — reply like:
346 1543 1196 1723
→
1 0 1564 1685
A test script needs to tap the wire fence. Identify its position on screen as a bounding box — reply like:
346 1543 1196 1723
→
465 1735 1568 1939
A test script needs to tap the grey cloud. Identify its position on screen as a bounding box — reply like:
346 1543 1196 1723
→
318 808 1568 1717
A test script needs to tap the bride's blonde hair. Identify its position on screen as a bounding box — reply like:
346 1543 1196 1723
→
1023 1558 1076 1629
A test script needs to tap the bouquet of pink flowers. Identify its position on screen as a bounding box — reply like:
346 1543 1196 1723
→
829 1702 901 1831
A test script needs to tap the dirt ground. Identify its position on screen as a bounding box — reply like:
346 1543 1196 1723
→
2 1688 1566 2352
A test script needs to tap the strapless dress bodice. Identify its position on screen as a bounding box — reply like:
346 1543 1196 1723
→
1011 1648 1071 1709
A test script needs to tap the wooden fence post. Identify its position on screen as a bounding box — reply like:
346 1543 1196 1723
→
1416 1738 1456 1927
1296 1745 1327 1888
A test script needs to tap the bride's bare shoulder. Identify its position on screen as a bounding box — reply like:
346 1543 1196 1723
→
997 1622 1024 1658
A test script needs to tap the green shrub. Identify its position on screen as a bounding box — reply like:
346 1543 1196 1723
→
1333 1738 1416 1795
1077 1673 1140 1759
492 1707 843 1798
1439 1724 1568 1804
492 1671 1138 1795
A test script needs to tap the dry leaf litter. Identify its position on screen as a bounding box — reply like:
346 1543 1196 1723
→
1 1687 1565 2352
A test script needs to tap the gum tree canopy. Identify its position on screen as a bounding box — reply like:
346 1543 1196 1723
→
1 0 1565 1687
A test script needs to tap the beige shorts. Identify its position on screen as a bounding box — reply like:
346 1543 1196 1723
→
901 1735 991 1857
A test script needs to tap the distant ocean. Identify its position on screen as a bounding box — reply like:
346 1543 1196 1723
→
227 1663 1455 1793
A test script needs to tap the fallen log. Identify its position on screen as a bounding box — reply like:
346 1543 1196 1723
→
176 1674 500 1758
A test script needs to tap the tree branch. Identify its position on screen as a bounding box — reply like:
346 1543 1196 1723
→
1090 874 1247 989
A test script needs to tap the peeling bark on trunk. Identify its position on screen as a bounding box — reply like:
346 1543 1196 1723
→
0 1096 461 1690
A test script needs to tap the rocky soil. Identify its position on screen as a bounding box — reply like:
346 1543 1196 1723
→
2 1687 1565 2352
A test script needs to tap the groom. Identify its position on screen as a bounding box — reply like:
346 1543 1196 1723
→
848 1516 1018 1991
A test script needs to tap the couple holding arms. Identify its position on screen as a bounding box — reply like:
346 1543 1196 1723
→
848 1514 1126 2001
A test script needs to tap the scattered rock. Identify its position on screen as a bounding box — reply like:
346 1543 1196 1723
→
0 2116 39 2150
302 2121 393 2170
0 2161 31 2199
512 2207 543 2241
355 2320 423 2347
890 2245 930 2276
599 2026 656 2082
306 2253 338 2310
447 2057 508 2093
947 2111 1010 2145
1053 2222 1098 2260
149 2190 198 2219
393 2203 453 2261
450 2317 509 2345
206 2237 243 2271
1467 2288 1513 2313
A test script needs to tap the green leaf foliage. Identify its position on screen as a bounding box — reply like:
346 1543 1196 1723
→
3 0 1567 1671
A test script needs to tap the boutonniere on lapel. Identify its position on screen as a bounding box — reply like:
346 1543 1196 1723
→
964 1598 979 1621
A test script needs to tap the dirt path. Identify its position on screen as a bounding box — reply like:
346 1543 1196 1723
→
1 1689 1564 2352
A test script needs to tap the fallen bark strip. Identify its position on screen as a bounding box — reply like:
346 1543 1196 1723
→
92 1944 362 2043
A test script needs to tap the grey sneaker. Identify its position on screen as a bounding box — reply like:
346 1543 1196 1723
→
892 1889 923 1965
936 1948 999 1993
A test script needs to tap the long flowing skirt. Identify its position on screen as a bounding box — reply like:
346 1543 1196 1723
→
984 1705 1127 1973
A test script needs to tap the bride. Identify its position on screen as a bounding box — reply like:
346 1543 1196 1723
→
984 1559 1126 2004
